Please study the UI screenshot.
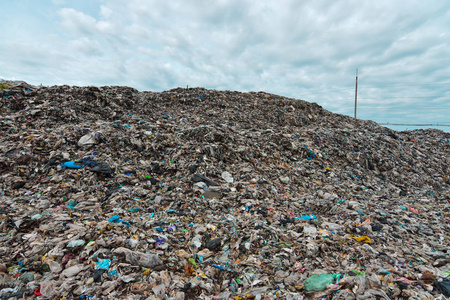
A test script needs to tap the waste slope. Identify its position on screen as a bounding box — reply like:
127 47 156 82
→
0 82 449 299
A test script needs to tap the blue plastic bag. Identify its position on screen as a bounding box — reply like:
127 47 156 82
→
108 215 131 227
296 214 317 221
60 161 84 169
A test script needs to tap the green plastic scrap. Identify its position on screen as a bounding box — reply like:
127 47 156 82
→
351 270 366 276
304 273 341 292
188 258 197 268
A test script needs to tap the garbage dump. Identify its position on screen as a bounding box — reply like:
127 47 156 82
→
0 79 449 299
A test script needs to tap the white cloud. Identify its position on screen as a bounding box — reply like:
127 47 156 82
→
1 0 450 131
58 8 97 34
68 37 103 57
99 5 113 19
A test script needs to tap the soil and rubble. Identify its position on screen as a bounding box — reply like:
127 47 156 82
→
0 79 449 299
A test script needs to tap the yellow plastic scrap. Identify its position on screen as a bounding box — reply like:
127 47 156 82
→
349 235 372 244
195 272 208 279
41 253 48 262
143 268 151 276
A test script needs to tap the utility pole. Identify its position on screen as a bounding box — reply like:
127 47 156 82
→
354 68 358 119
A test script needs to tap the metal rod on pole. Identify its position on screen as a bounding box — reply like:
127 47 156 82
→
354 68 358 119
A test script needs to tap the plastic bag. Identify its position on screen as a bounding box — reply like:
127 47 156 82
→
348 235 372 244
434 279 450 296
78 132 98 147
108 216 131 227
304 273 340 292
60 161 84 169
221 171 234 183
113 247 163 268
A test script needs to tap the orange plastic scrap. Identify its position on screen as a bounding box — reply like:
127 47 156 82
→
348 235 372 244
184 264 194 275
360 219 371 226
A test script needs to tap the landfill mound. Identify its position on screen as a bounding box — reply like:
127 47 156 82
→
0 81 449 299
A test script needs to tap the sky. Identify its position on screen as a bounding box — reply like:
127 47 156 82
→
1 0 450 132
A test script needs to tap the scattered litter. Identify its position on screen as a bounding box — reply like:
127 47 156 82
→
0 81 449 298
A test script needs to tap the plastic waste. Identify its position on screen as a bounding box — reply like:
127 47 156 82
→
304 273 341 291
18 272 34 283
212 264 226 271
348 235 372 244
296 214 317 221
66 200 77 209
221 171 234 183
91 164 114 174
78 156 98 167
92 269 106 282
78 132 99 147
95 258 111 270
60 161 84 169
31 213 42 219
205 238 221 251
61 265 85 277
194 182 208 191
191 235 202 248
108 215 131 227
113 247 163 268
192 173 219 186
434 279 450 296
67 239 85 247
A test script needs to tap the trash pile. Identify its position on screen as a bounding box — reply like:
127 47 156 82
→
0 80 449 299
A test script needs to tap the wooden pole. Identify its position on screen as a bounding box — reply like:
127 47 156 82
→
354 68 358 119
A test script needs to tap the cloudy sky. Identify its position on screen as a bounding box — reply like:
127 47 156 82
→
1 0 450 132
